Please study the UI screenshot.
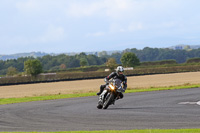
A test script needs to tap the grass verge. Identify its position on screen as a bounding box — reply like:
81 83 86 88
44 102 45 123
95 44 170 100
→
125 83 200 93
1 129 200 133
0 83 200 105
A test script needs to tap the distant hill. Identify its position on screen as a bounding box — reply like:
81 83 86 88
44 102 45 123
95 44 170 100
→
190 45 200 49
0 52 48 61
169 44 200 50
0 50 122 61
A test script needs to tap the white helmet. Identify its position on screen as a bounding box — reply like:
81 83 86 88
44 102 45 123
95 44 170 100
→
116 66 124 73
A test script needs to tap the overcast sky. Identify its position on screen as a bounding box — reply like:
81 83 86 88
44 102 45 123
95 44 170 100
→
0 0 200 54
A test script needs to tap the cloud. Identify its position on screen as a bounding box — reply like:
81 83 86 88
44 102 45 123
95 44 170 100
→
16 0 42 12
15 0 68 16
66 0 183 19
39 25 65 43
15 0 135 19
86 32 105 37
3 25 65 46
66 2 103 17
65 0 187 34
128 23 144 31
104 0 133 19
108 22 144 34
66 0 134 18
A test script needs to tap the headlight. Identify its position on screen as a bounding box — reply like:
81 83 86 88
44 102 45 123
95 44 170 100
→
109 84 115 90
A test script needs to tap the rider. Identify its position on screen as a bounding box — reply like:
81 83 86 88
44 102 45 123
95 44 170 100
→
97 66 127 99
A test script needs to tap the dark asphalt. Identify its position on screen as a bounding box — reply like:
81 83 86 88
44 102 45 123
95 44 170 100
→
0 88 200 131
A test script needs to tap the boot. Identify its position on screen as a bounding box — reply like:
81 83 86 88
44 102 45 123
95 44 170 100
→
97 85 104 95
96 91 102 95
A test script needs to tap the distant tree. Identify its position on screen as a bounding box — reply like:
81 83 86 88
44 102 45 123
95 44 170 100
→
98 51 108 57
60 64 66 69
120 52 140 67
87 55 98 65
110 52 122 64
80 58 88 67
67 58 80 68
99 57 107 64
106 58 118 71
76 52 87 59
49 66 60 71
137 47 159 61
184 45 191 51
6 66 18 76
24 59 43 76
16 57 31 72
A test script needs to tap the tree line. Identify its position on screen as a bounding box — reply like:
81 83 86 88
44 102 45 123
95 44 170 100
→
98 47 200 64
0 52 139 76
0 53 108 76
125 47 200 63
1 47 200 76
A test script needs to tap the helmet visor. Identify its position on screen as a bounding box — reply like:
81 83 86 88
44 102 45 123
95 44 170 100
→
118 71 123 75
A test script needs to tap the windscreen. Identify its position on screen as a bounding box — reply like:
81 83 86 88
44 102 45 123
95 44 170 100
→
114 79 122 88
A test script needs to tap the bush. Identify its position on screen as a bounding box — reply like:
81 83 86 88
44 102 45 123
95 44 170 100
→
140 60 177 66
6 67 18 76
24 59 43 76
49 65 107 73
121 52 140 67
186 58 200 64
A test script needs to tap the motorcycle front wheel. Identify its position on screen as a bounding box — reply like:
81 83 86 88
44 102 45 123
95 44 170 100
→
102 93 115 109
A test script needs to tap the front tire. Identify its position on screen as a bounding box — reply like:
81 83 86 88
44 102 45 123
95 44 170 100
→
97 104 103 109
102 93 115 109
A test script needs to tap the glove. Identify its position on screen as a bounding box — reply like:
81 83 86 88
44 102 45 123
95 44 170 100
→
118 86 125 92
123 87 127 90
122 87 127 93
104 78 108 82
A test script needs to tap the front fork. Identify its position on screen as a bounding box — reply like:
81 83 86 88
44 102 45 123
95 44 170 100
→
98 90 107 105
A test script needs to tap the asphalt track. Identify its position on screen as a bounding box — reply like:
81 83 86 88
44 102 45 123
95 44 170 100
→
0 88 200 131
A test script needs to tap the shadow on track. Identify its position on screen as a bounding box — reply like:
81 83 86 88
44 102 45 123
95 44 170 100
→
106 107 144 110
106 106 159 110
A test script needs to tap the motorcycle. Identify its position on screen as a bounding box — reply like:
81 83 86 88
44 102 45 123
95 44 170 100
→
97 79 125 109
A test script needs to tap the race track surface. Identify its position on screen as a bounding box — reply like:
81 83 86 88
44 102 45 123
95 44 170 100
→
0 88 200 131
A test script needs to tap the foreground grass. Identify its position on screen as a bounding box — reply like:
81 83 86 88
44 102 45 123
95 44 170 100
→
0 84 200 105
1 129 200 133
